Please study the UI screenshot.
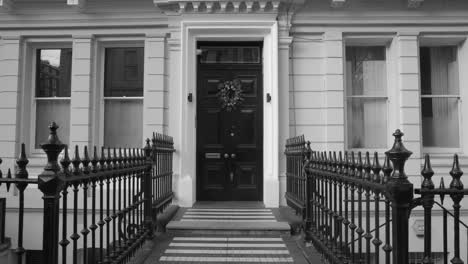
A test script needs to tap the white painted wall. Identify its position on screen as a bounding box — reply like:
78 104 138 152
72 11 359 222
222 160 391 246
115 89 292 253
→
0 0 467 260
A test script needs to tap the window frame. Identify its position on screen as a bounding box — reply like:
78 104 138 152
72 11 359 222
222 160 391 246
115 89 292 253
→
26 41 73 155
94 39 145 148
419 36 465 155
343 42 393 152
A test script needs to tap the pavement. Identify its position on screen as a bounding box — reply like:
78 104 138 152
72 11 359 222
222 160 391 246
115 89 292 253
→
143 232 322 264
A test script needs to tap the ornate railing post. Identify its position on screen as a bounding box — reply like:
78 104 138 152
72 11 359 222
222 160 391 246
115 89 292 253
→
143 138 154 239
37 122 65 264
385 129 413 264
304 141 312 243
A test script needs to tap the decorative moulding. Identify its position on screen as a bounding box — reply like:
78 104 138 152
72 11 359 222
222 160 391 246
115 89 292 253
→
408 0 423 9
0 0 13 12
67 0 87 11
330 0 345 8
412 219 424 237
153 0 303 14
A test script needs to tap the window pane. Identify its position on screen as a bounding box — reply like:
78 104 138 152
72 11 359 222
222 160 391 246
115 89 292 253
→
104 100 143 147
35 100 70 148
347 98 387 148
104 48 144 97
346 46 386 96
36 49 72 97
420 46 459 95
200 46 261 64
422 98 459 147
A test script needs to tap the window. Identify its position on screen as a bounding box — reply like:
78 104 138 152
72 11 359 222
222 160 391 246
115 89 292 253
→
103 47 144 147
345 46 387 149
420 46 460 148
35 48 72 148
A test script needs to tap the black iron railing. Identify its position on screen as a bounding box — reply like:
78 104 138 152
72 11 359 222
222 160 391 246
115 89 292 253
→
285 129 468 264
0 122 175 264
285 135 306 217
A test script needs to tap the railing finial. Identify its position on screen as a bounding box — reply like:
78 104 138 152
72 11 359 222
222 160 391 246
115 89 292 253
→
385 129 412 180
40 122 65 174
421 154 434 190
449 154 463 190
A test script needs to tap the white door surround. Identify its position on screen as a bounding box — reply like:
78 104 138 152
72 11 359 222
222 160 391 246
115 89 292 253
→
173 20 279 207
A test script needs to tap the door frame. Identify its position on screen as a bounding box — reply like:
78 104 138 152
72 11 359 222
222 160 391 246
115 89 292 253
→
195 41 264 201
175 20 279 207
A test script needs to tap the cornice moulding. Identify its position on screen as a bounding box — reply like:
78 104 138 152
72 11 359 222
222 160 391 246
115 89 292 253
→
408 0 423 9
67 0 87 12
330 0 345 8
153 0 304 14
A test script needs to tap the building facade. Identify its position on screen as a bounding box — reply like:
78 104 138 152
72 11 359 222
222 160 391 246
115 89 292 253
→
1 0 468 259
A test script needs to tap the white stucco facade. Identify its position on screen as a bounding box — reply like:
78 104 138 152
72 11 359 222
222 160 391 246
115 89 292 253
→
1 0 468 259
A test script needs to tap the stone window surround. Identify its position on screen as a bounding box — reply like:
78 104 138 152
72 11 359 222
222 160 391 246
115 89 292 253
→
418 34 467 155
343 34 396 153
92 38 145 148
20 38 73 155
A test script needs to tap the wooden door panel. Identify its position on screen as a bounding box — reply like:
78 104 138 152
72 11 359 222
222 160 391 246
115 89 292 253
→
236 163 257 188
202 162 226 190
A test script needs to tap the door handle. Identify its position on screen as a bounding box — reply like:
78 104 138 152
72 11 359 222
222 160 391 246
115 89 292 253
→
231 153 236 159
224 153 229 159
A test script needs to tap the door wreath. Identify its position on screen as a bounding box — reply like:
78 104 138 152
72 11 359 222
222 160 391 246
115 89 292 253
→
217 79 244 112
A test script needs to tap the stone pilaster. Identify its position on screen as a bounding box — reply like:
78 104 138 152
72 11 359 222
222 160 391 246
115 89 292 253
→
0 36 21 169
278 14 292 206
143 34 166 143
324 31 345 151
396 33 421 177
69 35 93 149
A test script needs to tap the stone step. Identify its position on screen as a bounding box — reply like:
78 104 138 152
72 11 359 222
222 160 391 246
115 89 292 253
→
157 236 295 263
166 207 291 235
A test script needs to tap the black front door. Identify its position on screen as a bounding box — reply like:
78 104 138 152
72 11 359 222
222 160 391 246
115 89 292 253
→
196 42 263 201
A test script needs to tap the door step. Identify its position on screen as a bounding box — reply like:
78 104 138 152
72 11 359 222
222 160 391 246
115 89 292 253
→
166 207 291 235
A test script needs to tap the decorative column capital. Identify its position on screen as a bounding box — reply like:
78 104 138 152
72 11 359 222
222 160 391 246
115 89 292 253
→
67 0 87 12
408 0 423 9
330 0 346 8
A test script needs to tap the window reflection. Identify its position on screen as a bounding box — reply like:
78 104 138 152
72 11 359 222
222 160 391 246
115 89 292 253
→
36 49 72 97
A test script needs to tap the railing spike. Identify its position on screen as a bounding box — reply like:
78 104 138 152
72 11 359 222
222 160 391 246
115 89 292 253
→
82 146 90 174
357 151 363 179
349 151 356 178
364 151 371 181
0 158 2 186
16 143 29 180
338 151 343 174
439 178 446 204
99 146 106 171
6 168 12 191
91 146 99 173
344 151 349 175
118 147 123 169
60 145 71 175
449 154 463 190
107 147 112 170
72 145 81 175
382 154 392 184
333 151 337 173
421 154 434 189
112 148 118 169
372 152 381 183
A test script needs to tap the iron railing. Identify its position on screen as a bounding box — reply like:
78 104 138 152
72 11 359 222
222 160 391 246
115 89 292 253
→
285 129 468 264
285 135 307 217
0 122 175 264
